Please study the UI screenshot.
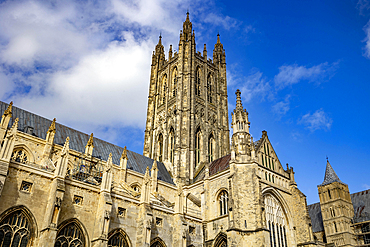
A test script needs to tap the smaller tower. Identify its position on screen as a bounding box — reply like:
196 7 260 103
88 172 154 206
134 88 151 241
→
231 89 252 157
318 160 356 246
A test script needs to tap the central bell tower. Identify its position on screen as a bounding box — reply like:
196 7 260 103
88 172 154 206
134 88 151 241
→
143 13 230 184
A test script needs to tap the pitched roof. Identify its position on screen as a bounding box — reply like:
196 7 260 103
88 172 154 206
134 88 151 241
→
307 203 324 233
0 101 174 185
319 160 345 186
308 189 370 232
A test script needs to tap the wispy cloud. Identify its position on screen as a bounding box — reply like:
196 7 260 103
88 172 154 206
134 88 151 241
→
363 20 370 59
363 184 370 190
298 109 333 132
272 95 290 117
203 13 239 30
274 62 337 90
357 0 370 15
228 69 271 103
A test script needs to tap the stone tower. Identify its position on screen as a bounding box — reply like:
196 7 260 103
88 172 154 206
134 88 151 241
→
143 13 230 184
318 160 356 246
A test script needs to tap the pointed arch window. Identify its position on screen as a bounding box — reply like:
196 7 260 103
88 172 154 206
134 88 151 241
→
169 128 175 164
195 127 201 167
207 74 212 103
158 134 163 162
208 134 215 163
195 68 201 96
54 221 85 247
161 75 167 104
265 194 289 247
0 210 32 247
172 68 178 97
11 149 29 164
108 230 130 247
218 190 228 216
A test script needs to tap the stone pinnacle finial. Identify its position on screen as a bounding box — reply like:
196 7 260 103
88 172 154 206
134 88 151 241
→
86 133 93 147
48 118 56 133
186 11 190 20
217 33 221 44
11 118 19 130
121 146 128 160
235 89 242 110
4 101 13 115
62 137 70 154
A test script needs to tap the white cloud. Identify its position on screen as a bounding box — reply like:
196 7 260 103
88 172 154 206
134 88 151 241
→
357 0 370 15
0 0 242 145
274 62 336 89
298 109 333 132
228 70 271 103
203 13 239 30
272 95 290 116
363 20 370 59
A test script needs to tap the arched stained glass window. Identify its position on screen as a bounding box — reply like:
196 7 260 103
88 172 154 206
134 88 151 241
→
265 194 289 247
0 210 31 247
108 230 129 247
54 221 85 247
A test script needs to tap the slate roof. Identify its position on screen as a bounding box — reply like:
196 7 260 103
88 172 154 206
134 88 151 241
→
319 160 346 187
0 101 174 185
308 203 325 232
308 189 370 232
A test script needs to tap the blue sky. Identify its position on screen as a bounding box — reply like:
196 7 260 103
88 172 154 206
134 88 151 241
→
0 0 369 204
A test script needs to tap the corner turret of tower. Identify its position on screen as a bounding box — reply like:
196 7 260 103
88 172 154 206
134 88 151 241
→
231 90 254 159
213 33 225 64
182 12 192 40
231 89 250 134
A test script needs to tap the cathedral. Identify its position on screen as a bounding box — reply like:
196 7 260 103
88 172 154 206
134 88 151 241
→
0 13 369 247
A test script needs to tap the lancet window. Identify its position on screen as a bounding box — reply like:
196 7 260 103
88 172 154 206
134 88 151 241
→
0 210 31 247
218 190 228 216
158 134 163 162
207 74 212 103
54 221 85 247
161 75 167 104
195 68 201 96
265 194 288 247
208 134 215 163
169 128 175 164
195 127 201 167
172 68 178 97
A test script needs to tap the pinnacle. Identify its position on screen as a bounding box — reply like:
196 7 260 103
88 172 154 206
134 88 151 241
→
320 160 344 186
235 89 243 110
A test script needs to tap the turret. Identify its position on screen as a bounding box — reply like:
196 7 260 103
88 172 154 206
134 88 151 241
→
213 33 226 64
317 159 356 246
231 90 253 157
182 11 192 41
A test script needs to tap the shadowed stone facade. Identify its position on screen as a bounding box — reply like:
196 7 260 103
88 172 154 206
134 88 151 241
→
0 13 368 247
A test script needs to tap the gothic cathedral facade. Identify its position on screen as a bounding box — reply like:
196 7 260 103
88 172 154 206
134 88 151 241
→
0 13 369 247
